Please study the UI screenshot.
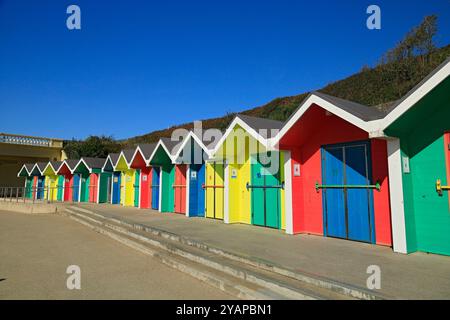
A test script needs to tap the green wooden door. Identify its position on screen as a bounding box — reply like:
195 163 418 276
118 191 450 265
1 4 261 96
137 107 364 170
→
161 164 175 212
80 175 89 202
251 153 281 229
99 173 112 203
25 177 33 199
134 170 140 207
57 176 64 201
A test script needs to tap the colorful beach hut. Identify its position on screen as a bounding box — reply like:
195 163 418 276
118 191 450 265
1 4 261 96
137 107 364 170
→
148 138 179 213
42 161 64 201
129 143 158 209
56 159 79 202
17 163 35 199
274 92 392 246
102 153 121 205
172 131 212 217
115 149 139 207
381 58 450 256
211 114 285 229
28 162 47 200
72 157 110 203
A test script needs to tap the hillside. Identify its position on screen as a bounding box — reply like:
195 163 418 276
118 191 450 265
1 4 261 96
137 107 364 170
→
123 44 450 147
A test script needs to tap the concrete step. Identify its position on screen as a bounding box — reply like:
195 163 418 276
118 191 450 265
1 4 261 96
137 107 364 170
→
62 208 280 299
63 206 360 300
69 205 388 300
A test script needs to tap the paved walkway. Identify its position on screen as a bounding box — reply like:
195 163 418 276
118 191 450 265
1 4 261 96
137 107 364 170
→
75 203 450 299
0 210 232 299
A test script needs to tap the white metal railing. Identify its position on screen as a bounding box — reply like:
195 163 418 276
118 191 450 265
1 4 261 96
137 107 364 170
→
0 133 52 147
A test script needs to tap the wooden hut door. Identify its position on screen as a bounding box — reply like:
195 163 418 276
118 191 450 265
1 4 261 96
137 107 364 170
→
174 165 186 214
322 141 375 243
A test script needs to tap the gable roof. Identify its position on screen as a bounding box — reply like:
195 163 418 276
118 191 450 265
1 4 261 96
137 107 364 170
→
17 163 35 177
130 143 158 167
43 161 63 174
314 92 386 121
74 157 106 173
171 131 212 162
273 92 385 145
211 114 283 155
382 57 450 129
115 149 136 169
102 153 120 172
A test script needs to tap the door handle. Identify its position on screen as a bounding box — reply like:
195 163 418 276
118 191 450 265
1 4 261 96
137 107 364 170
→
436 179 450 196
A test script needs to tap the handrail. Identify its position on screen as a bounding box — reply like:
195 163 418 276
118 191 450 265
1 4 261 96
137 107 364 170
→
246 182 285 190
201 184 224 189
436 179 450 196
315 181 381 192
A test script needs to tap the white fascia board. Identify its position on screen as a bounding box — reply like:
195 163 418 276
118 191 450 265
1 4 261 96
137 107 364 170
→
211 117 270 156
146 139 175 166
382 62 450 130
31 163 44 176
42 162 56 176
115 151 131 171
273 94 380 146
17 164 31 177
130 146 147 167
172 131 211 163
74 158 93 174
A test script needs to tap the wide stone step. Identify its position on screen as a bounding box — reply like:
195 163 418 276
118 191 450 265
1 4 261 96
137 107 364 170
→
64 206 365 300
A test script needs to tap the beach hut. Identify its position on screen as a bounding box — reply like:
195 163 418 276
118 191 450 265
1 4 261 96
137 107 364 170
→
274 92 392 245
28 162 47 200
115 149 139 207
211 114 285 229
42 161 64 201
17 163 35 199
172 131 213 217
56 159 79 202
72 157 109 203
102 153 121 204
148 138 179 213
129 143 158 209
381 58 450 255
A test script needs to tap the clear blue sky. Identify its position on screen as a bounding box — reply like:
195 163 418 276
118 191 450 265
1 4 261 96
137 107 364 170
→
1 1 449 140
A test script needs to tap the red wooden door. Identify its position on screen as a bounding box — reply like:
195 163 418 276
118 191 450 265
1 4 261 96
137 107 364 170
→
140 168 151 209
174 165 187 213
89 174 98 203
64 174 72 201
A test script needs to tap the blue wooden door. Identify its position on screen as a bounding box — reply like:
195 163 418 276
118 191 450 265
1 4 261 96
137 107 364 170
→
151 167 160 210
37 176 45 200
72 174 80 202
322 142 374 243
112 172 121 204
188 164 205 217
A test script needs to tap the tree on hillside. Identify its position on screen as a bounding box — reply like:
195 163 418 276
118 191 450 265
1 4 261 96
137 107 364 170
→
380 15 437 65
63 135 122 159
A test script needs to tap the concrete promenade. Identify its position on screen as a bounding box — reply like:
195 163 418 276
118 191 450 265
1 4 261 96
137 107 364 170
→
73 202 450 300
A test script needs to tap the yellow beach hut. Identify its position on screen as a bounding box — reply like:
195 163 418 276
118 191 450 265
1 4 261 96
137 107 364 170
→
211 114 286 230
